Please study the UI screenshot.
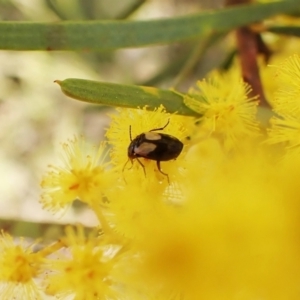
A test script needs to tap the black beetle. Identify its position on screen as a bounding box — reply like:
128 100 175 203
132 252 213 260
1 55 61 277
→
123 119 183 182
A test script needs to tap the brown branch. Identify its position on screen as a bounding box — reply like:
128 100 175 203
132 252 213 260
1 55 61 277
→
225 0 271 108
236 27 269 107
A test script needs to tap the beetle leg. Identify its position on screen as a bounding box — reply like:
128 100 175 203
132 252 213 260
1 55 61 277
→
136 157 146 177
156 161 170 184
122 159 130 184
122 158 133 172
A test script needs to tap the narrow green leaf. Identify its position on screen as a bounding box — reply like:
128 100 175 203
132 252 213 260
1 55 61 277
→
266 25 300 37
0 218 93 240
0 0 299 50
55 78 199 117
56 78 274 124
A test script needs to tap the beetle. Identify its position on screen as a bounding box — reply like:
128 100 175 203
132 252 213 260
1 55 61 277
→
123 119 183 183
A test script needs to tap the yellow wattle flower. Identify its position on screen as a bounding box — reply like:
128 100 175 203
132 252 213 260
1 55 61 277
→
272 54 300 117
106 105 189 186
35 55 300 299
40 137 114 214
268 54 300 161
105 106 190 238
44 226 119 300
0 231 62 300
112 148 300 299
184 69 259 151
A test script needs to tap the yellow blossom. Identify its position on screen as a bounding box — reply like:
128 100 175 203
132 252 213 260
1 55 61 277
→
272 54 300 117
112 149 300 300
106 105 189 186
44 226 119 300
105 106 189 238
106 177 184 238
268 115 300 155
184 69 259 151
0 231 62 300
40 137 114 214
34 54 300 300
268 55 300 160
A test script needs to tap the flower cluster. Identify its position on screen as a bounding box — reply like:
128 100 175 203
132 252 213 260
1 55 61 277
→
3 55 300 299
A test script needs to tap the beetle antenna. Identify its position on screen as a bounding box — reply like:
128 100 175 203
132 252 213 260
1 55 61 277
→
150 118 170 132
129 125 133 141
162 118 170 130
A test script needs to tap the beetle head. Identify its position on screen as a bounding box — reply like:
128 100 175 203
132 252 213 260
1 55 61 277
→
127 141 136 159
